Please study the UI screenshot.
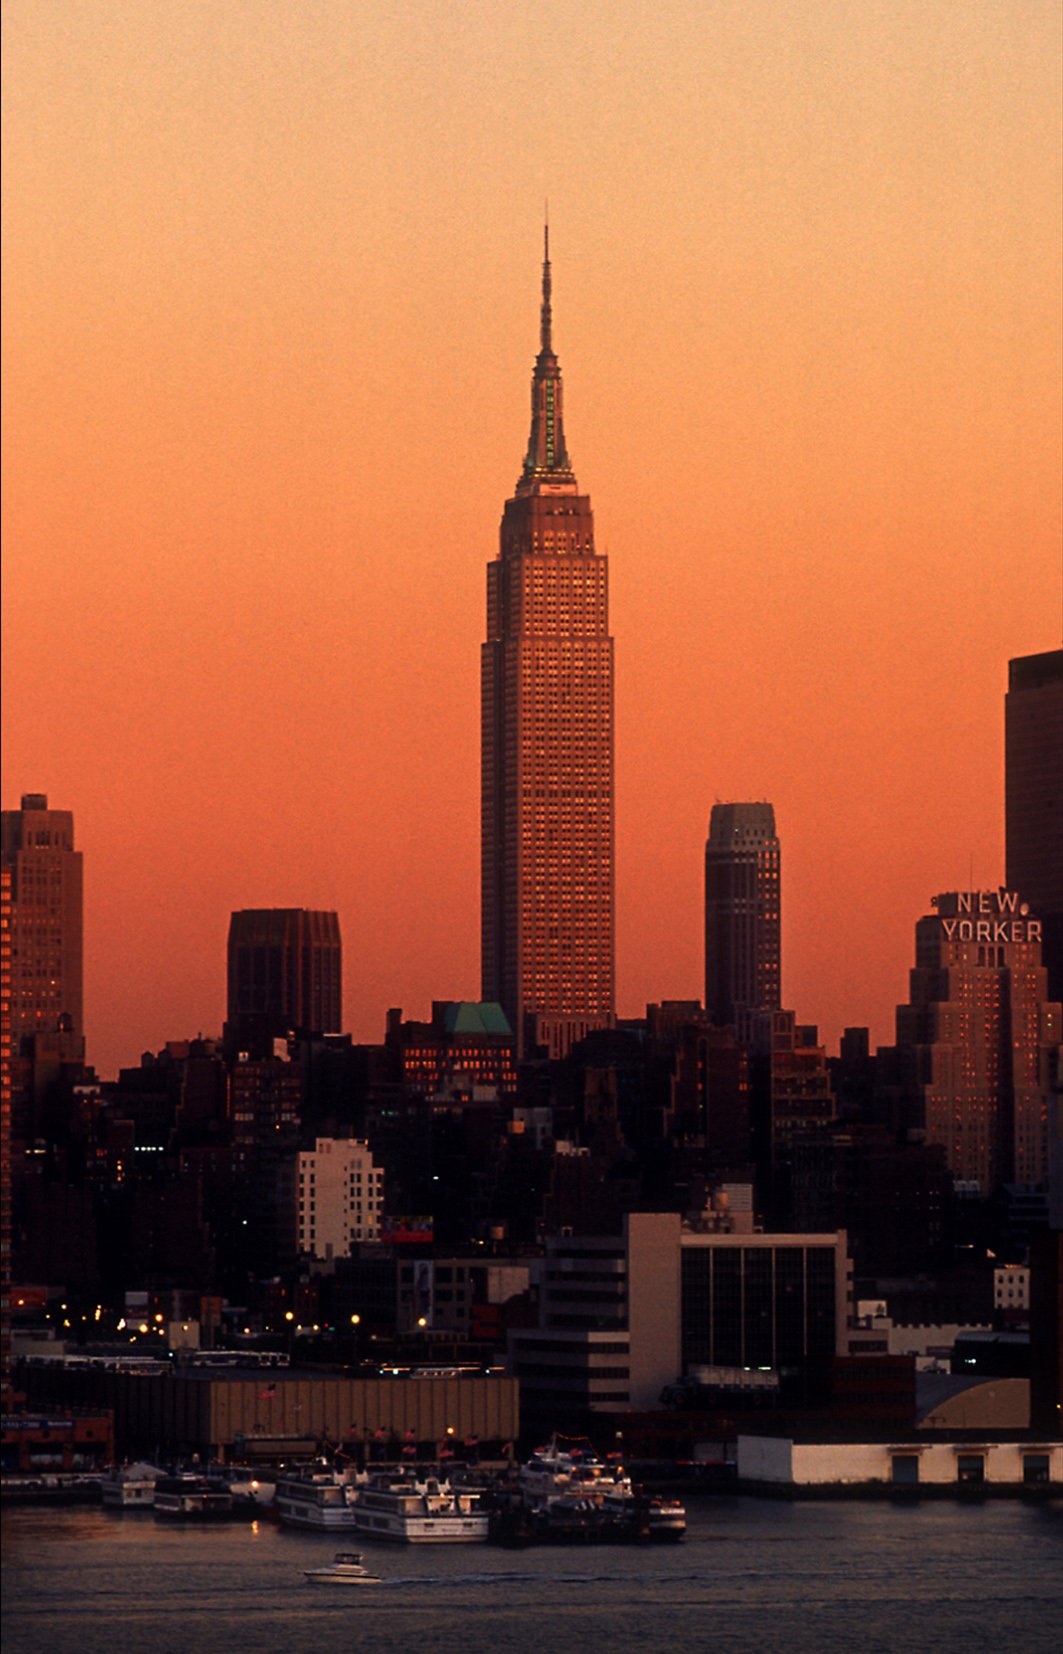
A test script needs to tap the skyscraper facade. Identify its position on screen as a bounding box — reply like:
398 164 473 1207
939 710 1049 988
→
481 232 614 1058
227 909 342 1038
1 865 11 1405
705 802 781 1028
893 889 1061 1192
1006 648 1063 1005
0 793 84 1042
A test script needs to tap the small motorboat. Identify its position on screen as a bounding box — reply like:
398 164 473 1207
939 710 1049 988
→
303 1551 383 1586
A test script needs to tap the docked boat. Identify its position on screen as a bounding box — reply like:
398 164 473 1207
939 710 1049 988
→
100 1462 164 1510
528 1494 624 1543
212 1467 275 1518
303 1551 382 1586
351 1474 489 1543
646 1495 687 1541
275 1472 358 1532
153 1475 233 1519
520 1441 632 1509
601 1488 687 1541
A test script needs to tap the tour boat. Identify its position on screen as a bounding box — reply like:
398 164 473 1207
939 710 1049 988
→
351 1474 489 1543
99 1462 164 1510
275 1471 359 1531
517 1439 686 1543
153 1474 233 1519
519 1441 632 1508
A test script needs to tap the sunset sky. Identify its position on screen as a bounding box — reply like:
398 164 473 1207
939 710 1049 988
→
3 0 1061 1080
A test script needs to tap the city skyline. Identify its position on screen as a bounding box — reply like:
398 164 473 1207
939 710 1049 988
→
2 1 1061 1080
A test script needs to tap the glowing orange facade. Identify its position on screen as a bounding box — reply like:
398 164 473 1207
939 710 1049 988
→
0 794 83 1043
897 891 1062 1192
482 234 615 1057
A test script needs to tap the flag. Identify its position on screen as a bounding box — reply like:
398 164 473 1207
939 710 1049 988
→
401 1443 417 1457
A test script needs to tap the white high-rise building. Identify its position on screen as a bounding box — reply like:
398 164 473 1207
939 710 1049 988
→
297 1138 383 1260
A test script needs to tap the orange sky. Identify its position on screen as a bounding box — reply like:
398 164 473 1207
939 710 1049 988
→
3 0 1061 1080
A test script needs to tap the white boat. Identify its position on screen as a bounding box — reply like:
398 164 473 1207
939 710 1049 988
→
520 1440 686 1542
599 1487 687 1540
351 1475 488 1543
303 1551 382 1586
520 1441 632 1509
646 1495 687 1541
100 1462 164 1510
275 1472 358 1531
153 1475 233 1519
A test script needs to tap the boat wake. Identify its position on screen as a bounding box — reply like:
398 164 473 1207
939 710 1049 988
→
372 1569 704 1590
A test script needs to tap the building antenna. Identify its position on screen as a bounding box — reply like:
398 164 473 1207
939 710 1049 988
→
540 206 552 353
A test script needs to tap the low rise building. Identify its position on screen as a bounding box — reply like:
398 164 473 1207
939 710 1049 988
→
509 1212 851 1432
397 1256 531 1336
297 1138 384 1259
993 1265 1030 1316
18 1359 518 1464
736 1433 1060 1491
1 1409 113 1473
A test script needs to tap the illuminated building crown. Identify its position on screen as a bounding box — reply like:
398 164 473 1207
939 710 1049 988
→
517 223 577 496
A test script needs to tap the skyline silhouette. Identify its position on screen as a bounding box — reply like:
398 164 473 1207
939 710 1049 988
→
3 1 1060 1078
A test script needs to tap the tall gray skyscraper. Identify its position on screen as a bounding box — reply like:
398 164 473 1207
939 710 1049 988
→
705 803 781 1028
481 230 615 1058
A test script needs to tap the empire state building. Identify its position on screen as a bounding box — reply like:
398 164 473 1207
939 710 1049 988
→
482 231 615 1058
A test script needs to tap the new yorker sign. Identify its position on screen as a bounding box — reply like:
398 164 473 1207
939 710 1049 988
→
935 890 1042 945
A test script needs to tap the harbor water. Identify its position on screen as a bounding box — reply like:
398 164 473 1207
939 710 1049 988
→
3 1494 1061 1653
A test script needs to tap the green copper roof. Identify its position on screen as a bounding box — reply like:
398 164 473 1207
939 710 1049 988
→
441 1001 512 1036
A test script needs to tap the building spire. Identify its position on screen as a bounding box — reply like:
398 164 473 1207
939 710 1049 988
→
540 217 552 353
518 219 575 495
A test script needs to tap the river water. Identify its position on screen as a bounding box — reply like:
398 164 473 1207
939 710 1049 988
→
3 1495 1061 1653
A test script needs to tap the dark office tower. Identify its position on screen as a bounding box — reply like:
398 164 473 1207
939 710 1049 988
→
0 794 84 1041
227 910 342 1039
1006 648 1063 1004
482 229 614 1059
705 803 781 1027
